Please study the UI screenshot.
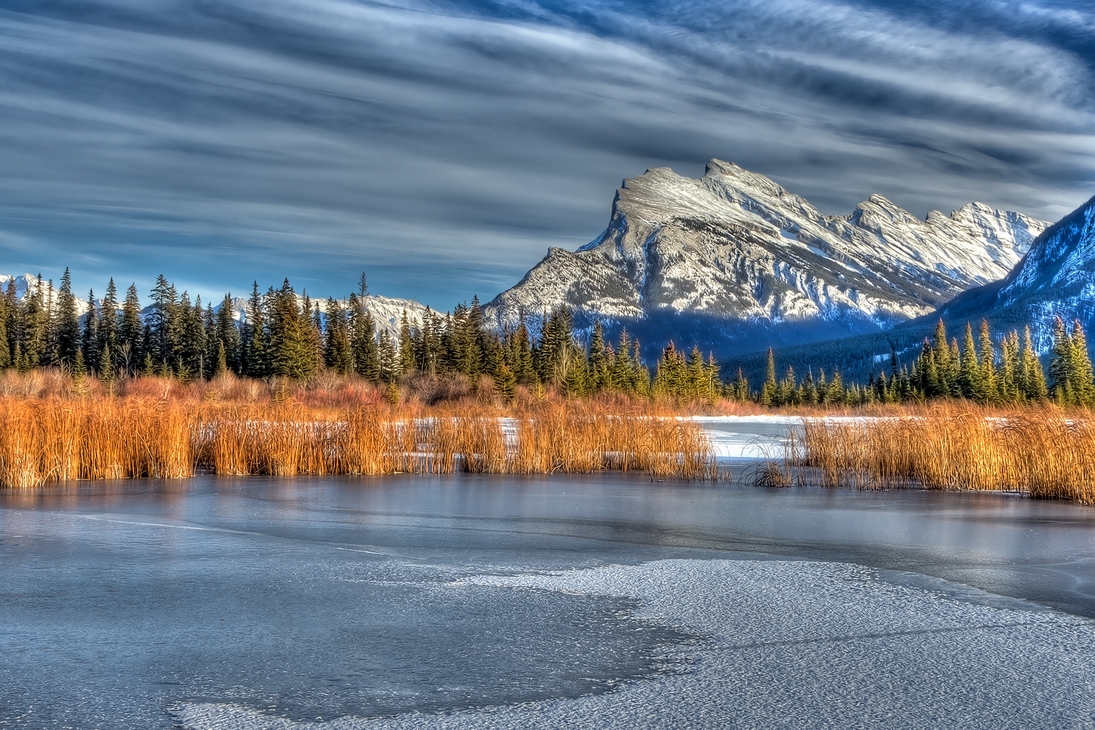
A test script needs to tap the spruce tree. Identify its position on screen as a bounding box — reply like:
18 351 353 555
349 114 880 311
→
54 268 80 366
349 294 379 380
148 274 176 369
81 289 99 373
760 348 777 406
267 279 317 379
1020 326 1048 401
119 284 143 375
999 331 1021 404
1070 320 1095 407
215 294 241 374
1049 317 1071 403
323 298 353 375
99 279 119 376
0 285 9 370
398 310 414 377
241 282 268 378
588 321 609 391
978 320 998 404
959 322 980 400
19 275 48 370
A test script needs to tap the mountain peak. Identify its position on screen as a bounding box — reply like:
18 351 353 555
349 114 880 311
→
486 162 1049 357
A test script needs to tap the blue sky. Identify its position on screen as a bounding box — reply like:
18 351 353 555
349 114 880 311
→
0 0 1092 308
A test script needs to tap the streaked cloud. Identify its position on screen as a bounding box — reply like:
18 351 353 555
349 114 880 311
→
0 0 1090 306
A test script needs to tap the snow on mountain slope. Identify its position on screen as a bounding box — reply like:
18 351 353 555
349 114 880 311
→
221 293 427 337
939 193 1095 350
486 160 1046 351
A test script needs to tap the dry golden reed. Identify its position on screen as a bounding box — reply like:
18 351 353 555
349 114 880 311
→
796 405 1095 503
0 397 718 488
0 398 192 488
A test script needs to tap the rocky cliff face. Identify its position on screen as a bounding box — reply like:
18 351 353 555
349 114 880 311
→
486 160 1046 354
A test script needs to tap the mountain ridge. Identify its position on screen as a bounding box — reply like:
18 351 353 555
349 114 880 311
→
485 160 1047 357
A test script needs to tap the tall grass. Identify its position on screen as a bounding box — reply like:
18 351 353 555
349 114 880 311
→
796 405 1095 503
0 396 718 488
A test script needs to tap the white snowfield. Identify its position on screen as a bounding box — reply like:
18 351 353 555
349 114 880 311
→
174 558 1095 729
691 414 802 460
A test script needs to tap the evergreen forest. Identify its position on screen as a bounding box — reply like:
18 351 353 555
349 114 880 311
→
2 269 1094 408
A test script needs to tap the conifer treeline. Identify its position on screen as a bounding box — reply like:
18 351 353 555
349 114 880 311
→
2 270 1093 407
758 318 1095 407
0 273 719 401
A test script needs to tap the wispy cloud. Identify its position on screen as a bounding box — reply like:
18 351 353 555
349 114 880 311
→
0 0 1090 306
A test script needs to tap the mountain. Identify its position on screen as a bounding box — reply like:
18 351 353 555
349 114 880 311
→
725 193 1095 383
938 193 1095 350
485 160 1047 357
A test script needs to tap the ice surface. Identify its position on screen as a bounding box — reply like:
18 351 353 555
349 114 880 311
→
173 558 1095 729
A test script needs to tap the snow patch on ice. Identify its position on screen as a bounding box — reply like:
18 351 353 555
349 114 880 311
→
172 558 1095 730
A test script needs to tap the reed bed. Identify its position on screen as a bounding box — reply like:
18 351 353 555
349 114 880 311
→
795 406 1095 503
0 397 719 488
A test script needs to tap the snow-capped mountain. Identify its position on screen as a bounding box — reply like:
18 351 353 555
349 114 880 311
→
486 160 1047 355
939 193 1095 350
219 293 428 337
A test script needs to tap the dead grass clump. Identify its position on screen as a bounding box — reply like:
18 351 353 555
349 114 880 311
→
0 395 720 488
0 398 193 488
797 405 1095 503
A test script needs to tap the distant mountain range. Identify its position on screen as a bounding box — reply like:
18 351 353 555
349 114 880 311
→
485 160 1047 358
0 274 427 339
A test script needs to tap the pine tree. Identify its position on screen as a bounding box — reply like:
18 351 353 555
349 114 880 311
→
119 283 143 375
54 267 80 366
18 275 48 370
267 279 317 379
377 329 397 382
1020 326 1048 401
99 343 115 386
349 294 379 380
0 283 10 370
507 319 536 384
148 274 177 370
323 298 353 375
978 320 998 404
241 282 268 378
760 348 777 406
216 294 241 374
81 289 99 373
99 279 119 376
588 321 609 392
999 331 1021 404
398 310 414 377
1049 317 1071 403
72 348 88 394
1070 320 1095 407
214 340 227 377
826 371 845 405
494 361 517 402
959 322 980 400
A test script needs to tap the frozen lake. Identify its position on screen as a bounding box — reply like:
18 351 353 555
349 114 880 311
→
4 418 1095 728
